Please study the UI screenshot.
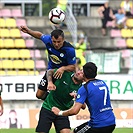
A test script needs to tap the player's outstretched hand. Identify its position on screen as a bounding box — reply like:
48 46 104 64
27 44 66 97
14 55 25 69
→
69 91 77 99
20 25 29 33
47 82 56 90
52 107 60 115
53 67 65 79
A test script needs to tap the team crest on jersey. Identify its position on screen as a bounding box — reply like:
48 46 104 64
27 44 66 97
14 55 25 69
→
77 94 80 99
60 53 64 57
50 55 62 64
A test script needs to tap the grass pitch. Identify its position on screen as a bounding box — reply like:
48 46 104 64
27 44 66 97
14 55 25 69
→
0 128 133 133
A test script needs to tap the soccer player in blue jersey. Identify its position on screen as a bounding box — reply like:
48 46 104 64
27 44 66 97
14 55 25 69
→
20 26 76 99
52 62 116 133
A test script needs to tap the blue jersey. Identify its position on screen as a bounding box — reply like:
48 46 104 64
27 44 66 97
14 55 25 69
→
76 79 116 128
41 35 76 69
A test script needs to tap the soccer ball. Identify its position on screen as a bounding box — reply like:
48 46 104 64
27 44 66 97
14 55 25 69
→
48 8 65 24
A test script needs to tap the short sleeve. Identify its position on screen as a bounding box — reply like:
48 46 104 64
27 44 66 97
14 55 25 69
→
40 34 52 45
76 86 87 104
66 48 76 65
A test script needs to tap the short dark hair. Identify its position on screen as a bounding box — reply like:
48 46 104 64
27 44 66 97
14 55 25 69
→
51 29 64 39
9 109 17 114
83 62 97 78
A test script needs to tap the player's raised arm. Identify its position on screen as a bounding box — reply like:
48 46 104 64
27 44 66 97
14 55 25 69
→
62 64 76 71
47 69 56 90
20 25 43 39
53 65 76 79
52 102 83 116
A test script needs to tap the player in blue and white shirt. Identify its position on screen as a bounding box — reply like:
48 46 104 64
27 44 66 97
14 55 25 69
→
20 26 76 100
52 62 116 133
40 31 76 70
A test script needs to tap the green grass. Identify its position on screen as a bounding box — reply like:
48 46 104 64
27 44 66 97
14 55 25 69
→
113 128 133 133
0 128 133 133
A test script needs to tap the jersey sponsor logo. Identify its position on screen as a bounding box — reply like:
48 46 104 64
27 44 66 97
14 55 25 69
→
60 53 64 57
40 79 46 86
100 107 112 112
63 81 68 85
50 55 62 64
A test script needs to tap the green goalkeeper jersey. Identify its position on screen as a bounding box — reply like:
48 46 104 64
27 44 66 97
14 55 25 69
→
42 71 82 111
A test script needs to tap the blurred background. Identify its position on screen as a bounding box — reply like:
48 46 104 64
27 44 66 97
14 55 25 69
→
0 0 133 129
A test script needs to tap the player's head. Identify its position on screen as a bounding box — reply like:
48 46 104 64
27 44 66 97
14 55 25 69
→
73 70 84 84
83 62 97 79
51 29 65 49
104 2 109 8
9 109 17 119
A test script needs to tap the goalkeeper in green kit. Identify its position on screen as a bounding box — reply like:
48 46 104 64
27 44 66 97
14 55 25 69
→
36 68 85 133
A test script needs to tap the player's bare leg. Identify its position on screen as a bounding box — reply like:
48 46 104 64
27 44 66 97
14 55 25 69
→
60 128 71 133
